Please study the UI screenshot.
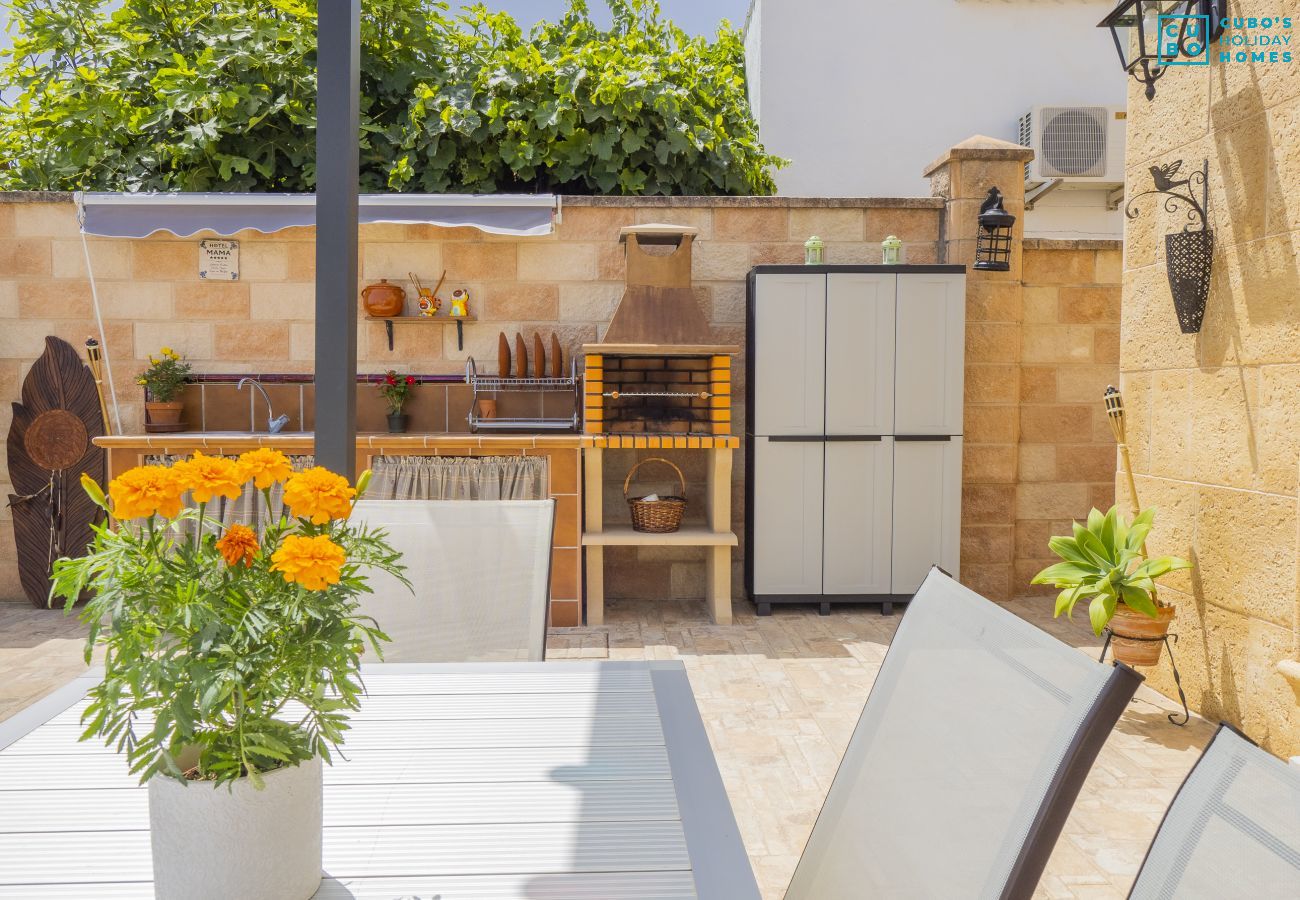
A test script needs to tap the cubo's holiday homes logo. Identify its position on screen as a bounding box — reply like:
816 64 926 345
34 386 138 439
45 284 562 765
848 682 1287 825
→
1157 14 1293 66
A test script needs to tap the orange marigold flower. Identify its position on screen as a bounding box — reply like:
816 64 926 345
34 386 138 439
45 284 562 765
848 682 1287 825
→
237 448 293 490
173 451 244 504
271 534 346 591
215 524 259 567
108 466 186 520
282 467 355 525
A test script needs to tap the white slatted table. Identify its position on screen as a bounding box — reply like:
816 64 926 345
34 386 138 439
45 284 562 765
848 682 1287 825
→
0 661 759 900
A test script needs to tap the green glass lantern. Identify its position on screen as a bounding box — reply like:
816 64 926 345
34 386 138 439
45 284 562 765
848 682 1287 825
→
804 235 824 265
881 235 903 265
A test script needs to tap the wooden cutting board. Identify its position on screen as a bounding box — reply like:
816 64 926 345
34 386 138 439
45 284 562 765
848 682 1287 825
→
533 333 546 378
497 333 511 378
514 333 528 378
550 334 564 378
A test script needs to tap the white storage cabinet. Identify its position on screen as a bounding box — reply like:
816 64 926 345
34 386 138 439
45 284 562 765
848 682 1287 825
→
744 266 965 615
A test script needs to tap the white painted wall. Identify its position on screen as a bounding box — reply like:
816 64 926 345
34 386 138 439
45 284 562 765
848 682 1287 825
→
745 0 1127 238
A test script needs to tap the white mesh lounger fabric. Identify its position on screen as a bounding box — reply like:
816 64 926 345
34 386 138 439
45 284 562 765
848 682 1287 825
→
785 568 1143 900
1129 725 1300 899
351 499 555 662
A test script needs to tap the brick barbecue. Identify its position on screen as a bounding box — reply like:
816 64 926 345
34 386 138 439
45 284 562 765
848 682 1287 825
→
583 224 735 439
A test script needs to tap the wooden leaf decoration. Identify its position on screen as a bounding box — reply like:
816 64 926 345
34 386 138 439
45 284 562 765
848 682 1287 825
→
6 336 106 606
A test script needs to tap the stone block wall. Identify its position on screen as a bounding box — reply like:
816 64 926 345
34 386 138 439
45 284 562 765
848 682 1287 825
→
0 184 1128 617
0 194 941 604
1015 240 1122 596
925 141 1122 604
1117 0 1300 756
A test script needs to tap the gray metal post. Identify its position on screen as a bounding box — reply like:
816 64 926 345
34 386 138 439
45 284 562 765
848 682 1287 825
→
314 0 361 478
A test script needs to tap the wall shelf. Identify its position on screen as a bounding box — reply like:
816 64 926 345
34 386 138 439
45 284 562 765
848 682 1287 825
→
366 315 477 351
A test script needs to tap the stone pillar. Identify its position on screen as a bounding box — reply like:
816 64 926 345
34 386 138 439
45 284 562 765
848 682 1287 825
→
924 136 1034 600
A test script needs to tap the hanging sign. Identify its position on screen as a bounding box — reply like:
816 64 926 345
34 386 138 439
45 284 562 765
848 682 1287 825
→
199 239 239 281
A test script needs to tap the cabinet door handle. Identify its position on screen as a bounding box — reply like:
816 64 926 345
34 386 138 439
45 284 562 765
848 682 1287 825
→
894 434 954 441
767 435 825 442
825 435 883 441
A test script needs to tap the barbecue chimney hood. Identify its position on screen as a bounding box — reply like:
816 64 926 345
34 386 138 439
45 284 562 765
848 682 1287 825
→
584 224 739 355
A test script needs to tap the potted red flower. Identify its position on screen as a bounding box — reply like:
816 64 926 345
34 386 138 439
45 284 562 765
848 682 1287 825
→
379 370 418 433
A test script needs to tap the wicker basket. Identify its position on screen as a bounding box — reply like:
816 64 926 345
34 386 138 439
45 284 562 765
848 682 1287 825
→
625 457 687 533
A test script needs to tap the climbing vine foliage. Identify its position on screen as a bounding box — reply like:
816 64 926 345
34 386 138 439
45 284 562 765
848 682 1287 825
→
0 0 782 194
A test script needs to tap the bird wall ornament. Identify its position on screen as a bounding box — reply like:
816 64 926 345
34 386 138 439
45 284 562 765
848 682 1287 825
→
1126 160 1214 334
1127 159 1208 234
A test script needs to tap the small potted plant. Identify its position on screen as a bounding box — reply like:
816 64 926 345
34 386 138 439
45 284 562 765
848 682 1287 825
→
52 450 404 899
137 346 192 431
1032 505 1191 667
379 369 418 433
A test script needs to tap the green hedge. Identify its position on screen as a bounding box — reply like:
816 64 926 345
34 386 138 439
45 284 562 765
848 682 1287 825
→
0 0 783 195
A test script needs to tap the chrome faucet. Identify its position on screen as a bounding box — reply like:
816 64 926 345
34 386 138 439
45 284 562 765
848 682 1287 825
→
238 378 291 434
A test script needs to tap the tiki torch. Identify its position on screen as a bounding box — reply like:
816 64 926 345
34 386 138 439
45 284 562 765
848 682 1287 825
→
1103 385 1141 518
85 337 113 436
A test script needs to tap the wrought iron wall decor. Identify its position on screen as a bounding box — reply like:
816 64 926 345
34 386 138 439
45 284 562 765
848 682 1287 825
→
1126 159 1213 333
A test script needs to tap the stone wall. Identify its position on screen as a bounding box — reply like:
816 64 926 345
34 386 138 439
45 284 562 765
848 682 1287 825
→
922 139 1119 605
0 185 1127 616
0 194 943 605
1117 1 1300 756
1015 240 1122 596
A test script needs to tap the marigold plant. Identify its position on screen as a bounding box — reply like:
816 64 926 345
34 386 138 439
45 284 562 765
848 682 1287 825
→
135 347 192 402
51 455 406 787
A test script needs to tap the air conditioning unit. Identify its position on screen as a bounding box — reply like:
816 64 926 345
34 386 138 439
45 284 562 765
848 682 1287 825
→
1019 105 1125 186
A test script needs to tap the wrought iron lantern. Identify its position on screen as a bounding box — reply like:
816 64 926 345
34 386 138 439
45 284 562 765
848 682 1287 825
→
974 188 1015 272
1099 1 1227 100
1126 159 1213 333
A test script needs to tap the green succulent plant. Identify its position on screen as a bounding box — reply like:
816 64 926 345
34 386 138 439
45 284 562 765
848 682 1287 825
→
1032 505 1192 636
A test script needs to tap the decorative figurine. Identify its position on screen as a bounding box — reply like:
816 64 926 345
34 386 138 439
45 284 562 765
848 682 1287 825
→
413 270 446 316
450 288 470 318
804 235 824 265
881 235 903 265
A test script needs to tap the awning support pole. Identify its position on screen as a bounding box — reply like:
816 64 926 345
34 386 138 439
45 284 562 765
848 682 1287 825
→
314 0 361 478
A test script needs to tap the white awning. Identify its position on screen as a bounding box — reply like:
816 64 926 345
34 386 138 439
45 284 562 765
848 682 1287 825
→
75 192 557 238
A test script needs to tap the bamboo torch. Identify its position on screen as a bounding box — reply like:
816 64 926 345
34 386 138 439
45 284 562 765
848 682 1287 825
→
1103 385 1140 518
1104 384 1152 585
85 338 113 437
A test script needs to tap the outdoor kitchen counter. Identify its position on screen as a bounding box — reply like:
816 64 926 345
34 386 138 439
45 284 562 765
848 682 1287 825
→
94 433 594 452
94 433 589 626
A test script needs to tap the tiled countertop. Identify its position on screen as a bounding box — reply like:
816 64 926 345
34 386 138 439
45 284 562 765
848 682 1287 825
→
94 433 594 451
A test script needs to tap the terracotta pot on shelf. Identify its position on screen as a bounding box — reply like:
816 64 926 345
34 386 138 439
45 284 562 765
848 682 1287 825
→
386 413 409 434
145 401 184 427
1109 604 1175 667
362 279 406 318
477 399 497 419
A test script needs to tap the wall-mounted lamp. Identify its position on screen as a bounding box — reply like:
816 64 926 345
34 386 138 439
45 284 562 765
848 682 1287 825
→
974 187 1015 272
1098 0 1227 100
1126 159 1213 333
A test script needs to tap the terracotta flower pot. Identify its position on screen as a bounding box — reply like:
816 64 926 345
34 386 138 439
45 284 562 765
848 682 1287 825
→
145 401 184 426
386 413 409 434
477 399 497 419
1109 603 1175 667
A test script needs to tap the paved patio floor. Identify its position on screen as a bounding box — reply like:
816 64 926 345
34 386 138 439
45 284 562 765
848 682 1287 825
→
1 596 1213 899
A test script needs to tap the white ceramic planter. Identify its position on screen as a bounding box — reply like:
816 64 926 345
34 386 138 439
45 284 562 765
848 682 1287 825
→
148 755 323 900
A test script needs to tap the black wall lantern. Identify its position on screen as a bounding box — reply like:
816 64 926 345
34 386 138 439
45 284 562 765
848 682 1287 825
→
1099 1 1227 100
1126 159 1213 333
974 187 1015 272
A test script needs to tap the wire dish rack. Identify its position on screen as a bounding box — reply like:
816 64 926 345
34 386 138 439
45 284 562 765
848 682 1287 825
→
465 356 582 433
